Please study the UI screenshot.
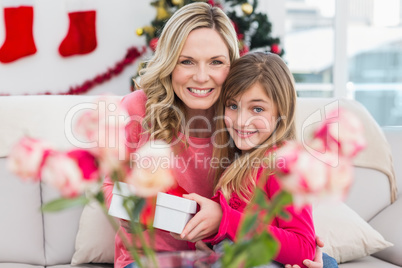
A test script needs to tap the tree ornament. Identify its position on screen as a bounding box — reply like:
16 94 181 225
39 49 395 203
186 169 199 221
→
156 6 170 20
136 28 144 36
271 43 281 54
0 5 37 63
143 26 156 36
149 37 159 51
171 0 184 5
241 2 253 15
239 44 249 56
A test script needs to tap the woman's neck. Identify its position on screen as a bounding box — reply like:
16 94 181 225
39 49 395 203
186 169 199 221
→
184 106 216 138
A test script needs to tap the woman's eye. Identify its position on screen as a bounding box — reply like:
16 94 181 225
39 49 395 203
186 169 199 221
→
253 107 263 113
211 60 223 65
180 60 193 65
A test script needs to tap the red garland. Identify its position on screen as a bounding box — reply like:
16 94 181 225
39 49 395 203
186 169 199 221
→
0 46 146 96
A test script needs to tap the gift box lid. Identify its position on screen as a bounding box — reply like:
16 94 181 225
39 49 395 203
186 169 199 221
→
112 182 136 197
156 192 197 214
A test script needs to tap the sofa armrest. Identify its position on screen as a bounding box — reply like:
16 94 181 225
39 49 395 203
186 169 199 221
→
370 195 402 266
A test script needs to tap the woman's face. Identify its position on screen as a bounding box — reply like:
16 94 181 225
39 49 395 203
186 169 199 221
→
224 83 278 152
172 28 230 112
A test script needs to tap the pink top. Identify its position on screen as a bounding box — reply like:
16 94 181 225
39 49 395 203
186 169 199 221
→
102 90 215 268
204 168 316 268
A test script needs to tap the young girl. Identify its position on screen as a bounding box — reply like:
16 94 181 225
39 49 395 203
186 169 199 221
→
176 52 317 267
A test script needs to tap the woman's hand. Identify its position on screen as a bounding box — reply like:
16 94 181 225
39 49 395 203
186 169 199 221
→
285 236 324 268
170 193 222 242
195 241 214 253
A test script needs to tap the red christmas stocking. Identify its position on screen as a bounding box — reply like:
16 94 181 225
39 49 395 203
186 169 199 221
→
0 6 37 63
59 10 97 57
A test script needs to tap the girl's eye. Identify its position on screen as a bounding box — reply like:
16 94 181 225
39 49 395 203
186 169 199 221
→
227 103 238 110
253 107 264 113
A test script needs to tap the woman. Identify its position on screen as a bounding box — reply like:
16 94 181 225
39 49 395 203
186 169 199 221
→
103 2 330 268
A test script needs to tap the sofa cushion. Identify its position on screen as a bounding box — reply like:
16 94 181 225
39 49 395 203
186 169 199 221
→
41 183 84 266
0 264 44 268
339 256 401 268
0 95 103 158
313 202 392 264
370 195 402 266
71 201 116 265
383 127 402 194
345 167 391 221
0 158 46 265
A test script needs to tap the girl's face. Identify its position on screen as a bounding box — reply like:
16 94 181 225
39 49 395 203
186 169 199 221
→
224 83 279 153
171 28 230 113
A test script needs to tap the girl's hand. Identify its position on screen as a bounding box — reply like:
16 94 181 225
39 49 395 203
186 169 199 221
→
170 193 222 242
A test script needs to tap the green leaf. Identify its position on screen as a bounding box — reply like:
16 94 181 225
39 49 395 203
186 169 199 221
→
278 210 291 221
253 188 268 207
238 213 258 238
95 191 105 203
41 196 89 212
222 232 279 268
243 233 279 267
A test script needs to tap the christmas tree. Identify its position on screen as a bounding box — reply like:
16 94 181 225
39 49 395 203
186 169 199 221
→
133 0 283 84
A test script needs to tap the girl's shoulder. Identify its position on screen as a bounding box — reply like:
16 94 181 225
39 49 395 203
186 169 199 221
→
121 90 147 117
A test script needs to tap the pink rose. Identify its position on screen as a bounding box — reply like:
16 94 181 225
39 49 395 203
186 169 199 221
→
41 150 99 198
325 156 354 201
276 144 328 208
7 137 52 181
313 108 366 158
276 143 354 208
275 141 300 174
75 95 129 175
125 140 175 198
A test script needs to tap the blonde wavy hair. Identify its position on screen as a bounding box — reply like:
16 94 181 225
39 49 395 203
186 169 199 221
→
213 52 297 202
139 2 239 143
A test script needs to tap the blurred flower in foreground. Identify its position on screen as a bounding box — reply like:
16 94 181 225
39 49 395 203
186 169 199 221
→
275 108 366 208
7 137 52 181
126 140 175 198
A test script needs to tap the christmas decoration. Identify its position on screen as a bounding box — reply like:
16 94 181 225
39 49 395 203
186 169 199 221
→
241 2 253 15
136 28 144 36
0 5 37 63
59 10 97 57
149 37 159 51
172 0 184 5
224 0 283 55
270 43 281 54
0 46 146 96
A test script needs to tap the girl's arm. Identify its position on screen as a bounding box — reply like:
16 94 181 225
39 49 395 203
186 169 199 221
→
264 176 316 267
202 176 316 267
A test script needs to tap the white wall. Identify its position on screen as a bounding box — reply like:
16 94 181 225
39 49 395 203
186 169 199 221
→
0 0 154 96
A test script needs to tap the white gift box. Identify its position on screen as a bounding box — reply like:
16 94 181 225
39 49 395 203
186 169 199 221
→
108 182 136 221
153 192 197 234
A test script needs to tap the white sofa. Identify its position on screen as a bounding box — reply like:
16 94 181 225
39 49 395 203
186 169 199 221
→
0 95 401 268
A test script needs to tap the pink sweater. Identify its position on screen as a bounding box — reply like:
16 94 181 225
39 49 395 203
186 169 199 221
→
102 90 215 268
204 168 316 268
